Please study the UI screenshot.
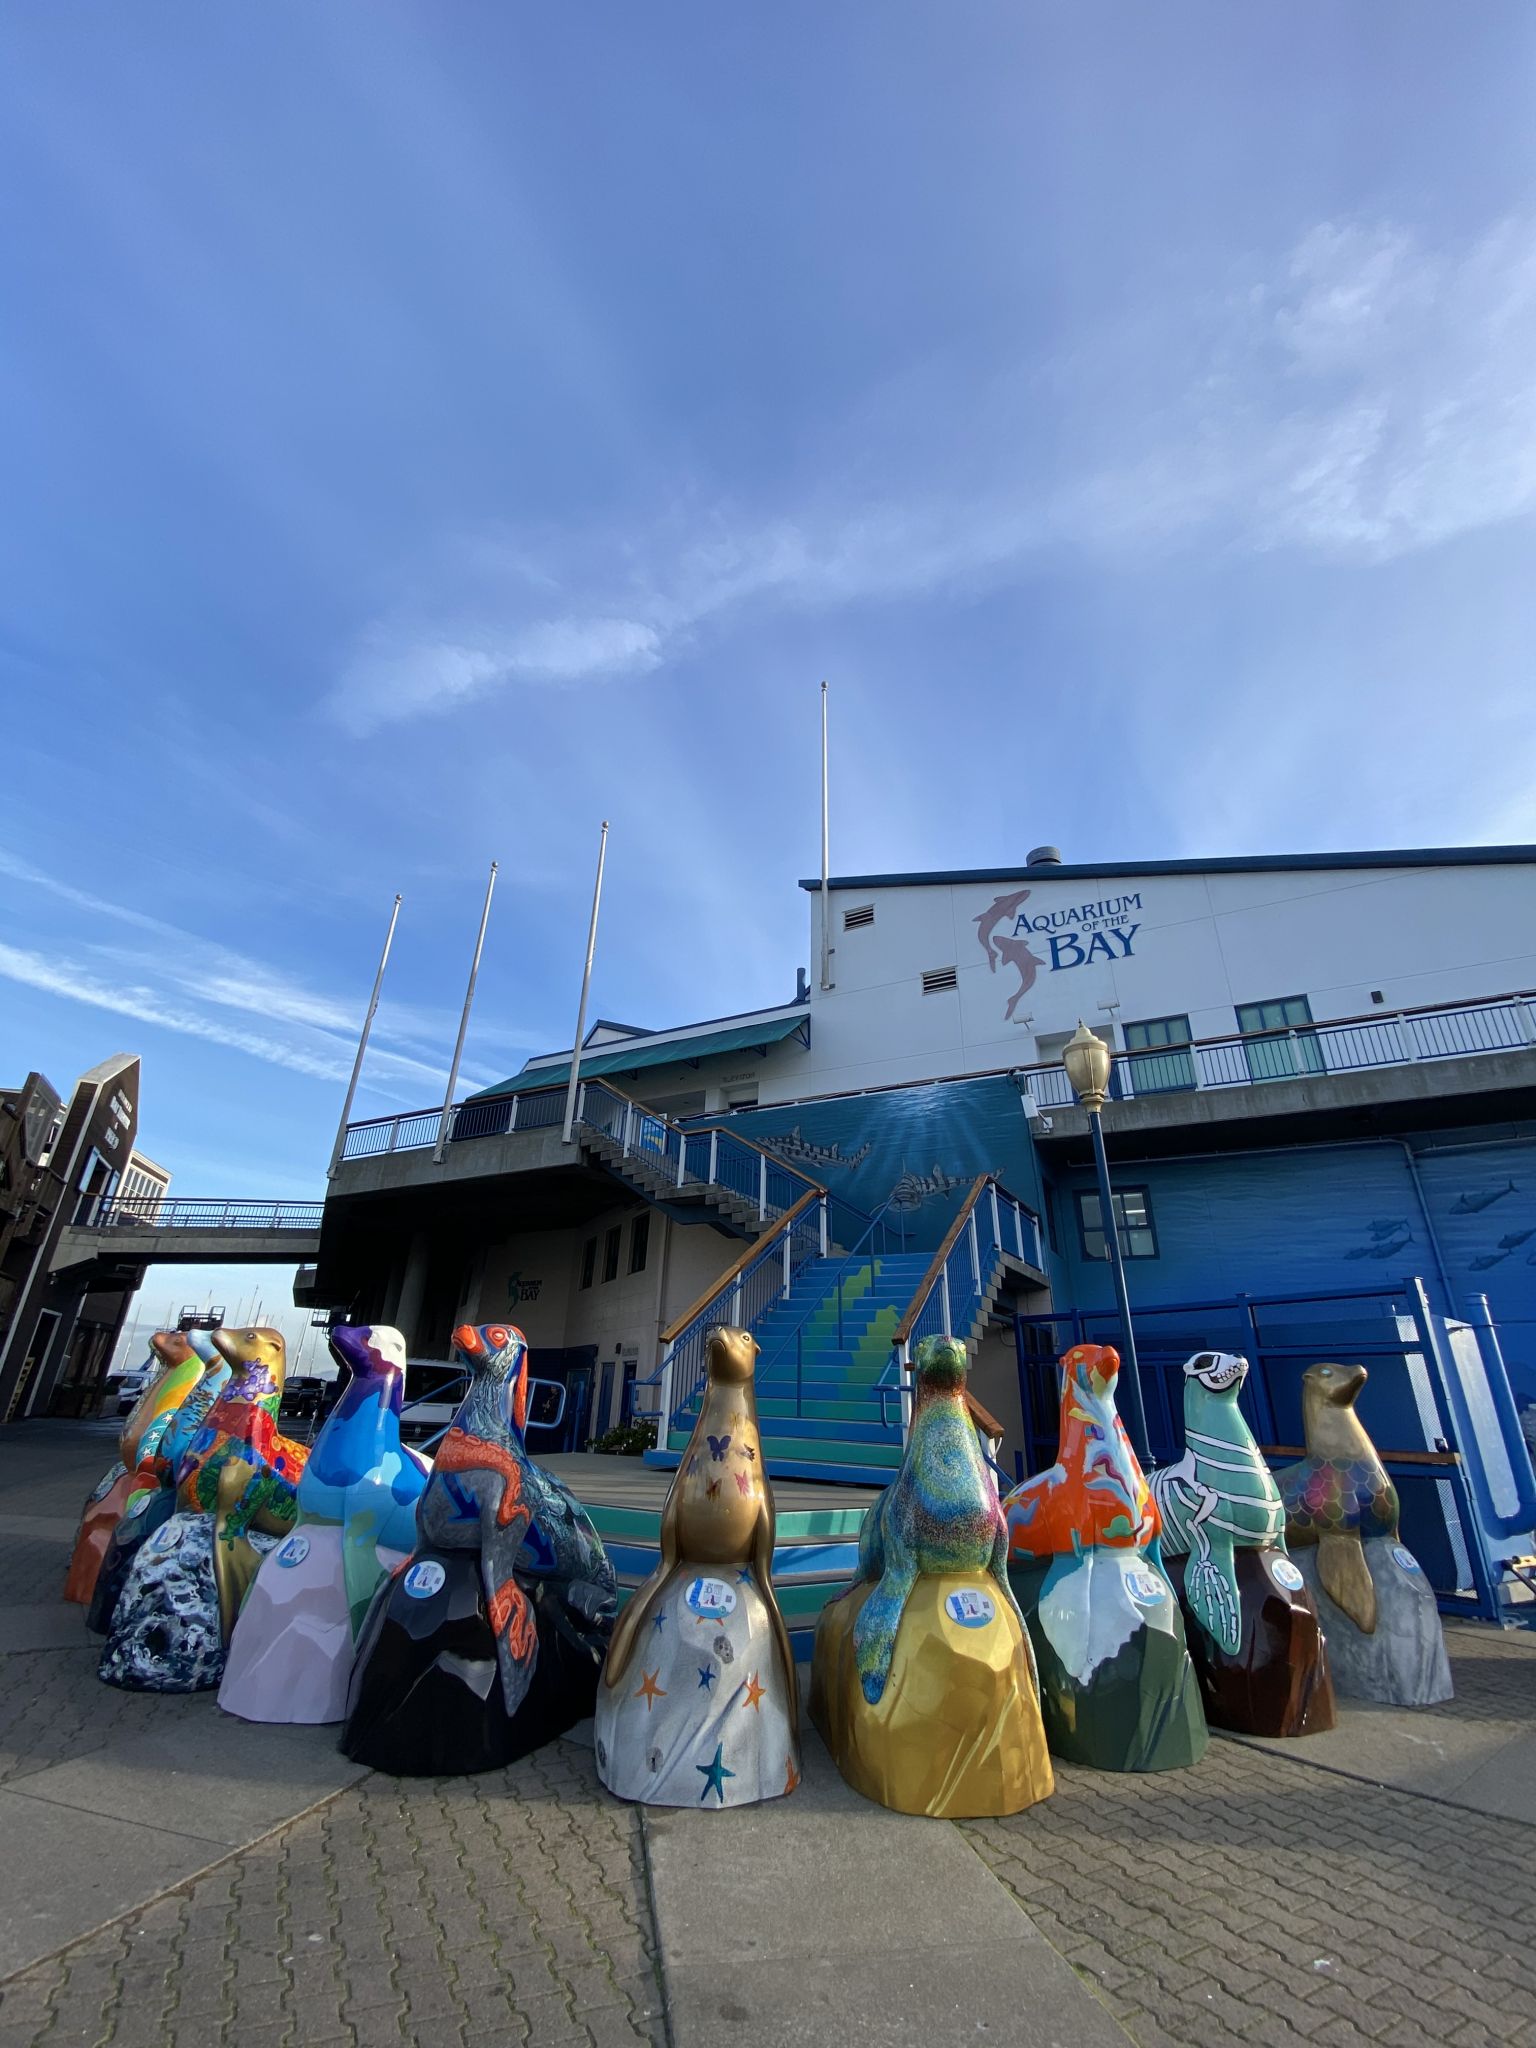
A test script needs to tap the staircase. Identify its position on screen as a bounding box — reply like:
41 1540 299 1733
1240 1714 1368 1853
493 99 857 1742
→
579 1124 764 1235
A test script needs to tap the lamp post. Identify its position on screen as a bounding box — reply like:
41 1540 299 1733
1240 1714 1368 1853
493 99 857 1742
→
1062 1019 1151 1462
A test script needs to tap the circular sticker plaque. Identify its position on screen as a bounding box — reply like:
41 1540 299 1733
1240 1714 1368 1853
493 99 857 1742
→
944 1589 996 1628
404 1560 446 1600
1270 1557 1305 1592
1125 1570 1167 1606
1392 1544 1422 1574
277 1533 311 1569
153 1521 183 1554
685 1576 737 1619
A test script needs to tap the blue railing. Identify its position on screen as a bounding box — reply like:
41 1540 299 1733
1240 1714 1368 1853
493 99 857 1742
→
1019 988 1536 1110
77 1196 324 1232
751 1196 909 1422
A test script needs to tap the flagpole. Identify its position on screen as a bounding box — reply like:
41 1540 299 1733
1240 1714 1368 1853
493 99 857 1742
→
433 862 498 1163
328 893 403 1178
819 681 833 990
562 821 610 1145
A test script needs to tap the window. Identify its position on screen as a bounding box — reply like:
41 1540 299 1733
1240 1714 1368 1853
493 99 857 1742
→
1123 1013 1194 1094
579 1237 596 1290
602 1225 621 1283
1076 1187 1158 1261
628 1212 650 1275
843 904 875 930
921 966 958 994
1236 995 1323 1080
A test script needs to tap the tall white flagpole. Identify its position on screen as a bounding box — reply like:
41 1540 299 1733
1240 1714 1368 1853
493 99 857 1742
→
562 821 610 1145
328 892 403 1178
434 861 498 1163
819 680 833 990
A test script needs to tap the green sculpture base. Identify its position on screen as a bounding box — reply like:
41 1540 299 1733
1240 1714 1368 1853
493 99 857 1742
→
1011 1551 1208 1773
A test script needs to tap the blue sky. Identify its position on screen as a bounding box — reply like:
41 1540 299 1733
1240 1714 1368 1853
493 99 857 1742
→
3 0 1535 1346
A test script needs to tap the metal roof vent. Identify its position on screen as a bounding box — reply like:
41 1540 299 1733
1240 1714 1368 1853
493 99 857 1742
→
1026 845 1063 867
921 966 959 994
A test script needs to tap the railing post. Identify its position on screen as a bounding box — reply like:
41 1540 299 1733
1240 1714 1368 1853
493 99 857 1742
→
782 1228 793 1298
708 1130 719 1185
818 1195 828 1257
676 1129 687 1188
1394 1013 1419 1062
387 1117 401 1155
940 1265 952 1333
576 1082 586 1132
758 1154 768 1219
658 1346 675 1437
622 1102 635 1155
509 1093 520 1134
1013 1202 1024 1260
989 1184 1001 1256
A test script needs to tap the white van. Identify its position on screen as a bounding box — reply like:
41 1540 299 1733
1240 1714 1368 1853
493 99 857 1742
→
400 1359 567 1445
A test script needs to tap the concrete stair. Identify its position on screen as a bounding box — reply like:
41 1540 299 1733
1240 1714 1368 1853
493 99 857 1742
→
579 1128 764 1236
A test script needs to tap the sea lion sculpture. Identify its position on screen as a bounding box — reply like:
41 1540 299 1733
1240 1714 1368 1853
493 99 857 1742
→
1151 1350 1336 1737
342 1322 616 1775
1276 1362 1452 1706
86 1333 229 1637
596 1326 800 1808
811 1334 1053 1816
65 1332 208 1608
98 1327 309 1692
1003 1343 1207 1772
219 1324 430 1723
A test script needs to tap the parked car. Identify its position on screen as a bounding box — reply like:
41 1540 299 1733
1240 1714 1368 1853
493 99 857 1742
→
113 1368 150 1416
399 1359 567 1444
279 1375 334 1421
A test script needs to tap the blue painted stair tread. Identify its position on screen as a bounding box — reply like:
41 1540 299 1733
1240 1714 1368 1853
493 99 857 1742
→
85 1337 228 1639
341 1322 616 1775
1276 1362 1452 1706
219 1325 430 1725
810 1334 1053 1817
1003 1343 1206 1772
1151 1350 1336 1738
597 1326 800 1808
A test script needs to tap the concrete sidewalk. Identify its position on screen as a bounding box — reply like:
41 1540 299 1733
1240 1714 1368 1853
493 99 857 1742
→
5 1421 1536 2048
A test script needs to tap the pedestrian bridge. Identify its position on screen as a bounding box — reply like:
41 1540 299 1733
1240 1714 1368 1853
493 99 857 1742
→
50 1196 323 1279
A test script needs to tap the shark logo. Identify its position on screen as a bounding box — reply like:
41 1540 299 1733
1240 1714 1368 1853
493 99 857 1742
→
974 888 1045 1023
889 1163 963 1212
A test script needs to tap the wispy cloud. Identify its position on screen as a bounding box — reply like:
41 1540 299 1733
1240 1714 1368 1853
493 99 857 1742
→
326 214 1536 733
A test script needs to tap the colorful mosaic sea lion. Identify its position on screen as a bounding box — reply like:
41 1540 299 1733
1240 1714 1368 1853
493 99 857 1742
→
596 1326 800 1809
219 1324 430 1723
1276 1362 1452 1706
98 1327 309 1692
341 1322 615 1774
1004 1344 1206 1772
811 1334 1053 1816
65 1332 207 1607
1151 1350 1336 1737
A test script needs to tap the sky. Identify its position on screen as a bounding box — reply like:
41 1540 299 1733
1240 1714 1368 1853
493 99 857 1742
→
3 2 1535 1352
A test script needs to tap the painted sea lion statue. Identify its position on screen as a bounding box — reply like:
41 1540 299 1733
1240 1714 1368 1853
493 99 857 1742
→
65 1331 208 1607
811 1334 1053 1816
1151 1350 1335 1737
85 1332 228 1637
342 1322 615 1775
596 1326 800 1808
98 1327 309 1692
1275 1362 1452 1706
219 1324 430 1723
1003 1343 1206 1772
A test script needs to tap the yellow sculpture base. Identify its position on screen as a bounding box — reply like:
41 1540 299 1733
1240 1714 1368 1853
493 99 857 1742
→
810 1574 1054 1818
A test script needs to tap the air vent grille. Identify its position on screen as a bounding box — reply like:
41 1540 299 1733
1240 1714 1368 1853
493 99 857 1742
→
921 966 958 994
843 904 875 930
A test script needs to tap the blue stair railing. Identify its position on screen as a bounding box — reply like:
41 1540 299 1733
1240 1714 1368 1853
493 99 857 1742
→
753 1196 909 1421
877 1176 1044 1441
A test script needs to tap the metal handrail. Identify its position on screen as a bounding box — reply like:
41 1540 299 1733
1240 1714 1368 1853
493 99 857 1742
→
659 1189 825 1344
1016 987 1536 1109
753 1195 909 1421
76 1197 325 1232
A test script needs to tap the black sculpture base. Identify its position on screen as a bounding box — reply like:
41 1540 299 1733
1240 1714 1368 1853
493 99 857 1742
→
340 1549 604 1777
1169 1547 1337 1738
87 1489 174 1637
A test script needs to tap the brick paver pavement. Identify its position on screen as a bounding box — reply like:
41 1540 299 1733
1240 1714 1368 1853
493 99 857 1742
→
0 1740 665 2048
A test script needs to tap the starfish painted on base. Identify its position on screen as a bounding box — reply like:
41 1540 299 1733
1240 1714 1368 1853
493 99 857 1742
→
697 1744 736 1804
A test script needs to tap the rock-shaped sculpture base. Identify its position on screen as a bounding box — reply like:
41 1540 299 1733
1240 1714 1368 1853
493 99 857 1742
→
1293 1544 1452 1706
86 1488 173 1636
596 1569 798 1807
220 1527 411 1725
1012 1552 1208 1773
64 1469 134 1607
812 1572 1053 1817
98 1515 275 1692
1170 1547 1337 1737
341 1549 603 1776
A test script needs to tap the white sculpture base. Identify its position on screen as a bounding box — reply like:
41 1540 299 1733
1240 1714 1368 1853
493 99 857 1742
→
219 1526 409 1724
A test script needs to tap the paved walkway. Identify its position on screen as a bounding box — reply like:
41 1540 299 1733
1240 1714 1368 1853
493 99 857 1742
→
3 1423 1535 2048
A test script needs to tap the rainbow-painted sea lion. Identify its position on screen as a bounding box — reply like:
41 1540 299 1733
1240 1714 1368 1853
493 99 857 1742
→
596 1326 799 1808
811 1334 1053 1816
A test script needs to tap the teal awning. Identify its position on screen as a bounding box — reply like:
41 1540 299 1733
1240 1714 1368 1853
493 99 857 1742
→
468 1013 808 1101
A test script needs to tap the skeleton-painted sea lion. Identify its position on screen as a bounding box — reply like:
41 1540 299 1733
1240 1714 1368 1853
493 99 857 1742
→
811 1334 1053 1816
597 1326 799 1807
1152 1350 1335 1738
1277 1363 1396 1632
1003 1345 1205 1772
342 1322 615 1775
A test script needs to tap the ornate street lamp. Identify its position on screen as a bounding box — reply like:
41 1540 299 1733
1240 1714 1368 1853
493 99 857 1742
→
1062 1020 1151 1461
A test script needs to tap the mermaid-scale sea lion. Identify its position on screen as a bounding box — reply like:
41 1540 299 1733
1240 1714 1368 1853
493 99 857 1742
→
1276 1362 1396 1634
596 1326 799 1808
811 1334 1053 1816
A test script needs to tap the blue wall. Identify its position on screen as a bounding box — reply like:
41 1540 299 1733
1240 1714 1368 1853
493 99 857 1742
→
1047 1129 1536 1399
